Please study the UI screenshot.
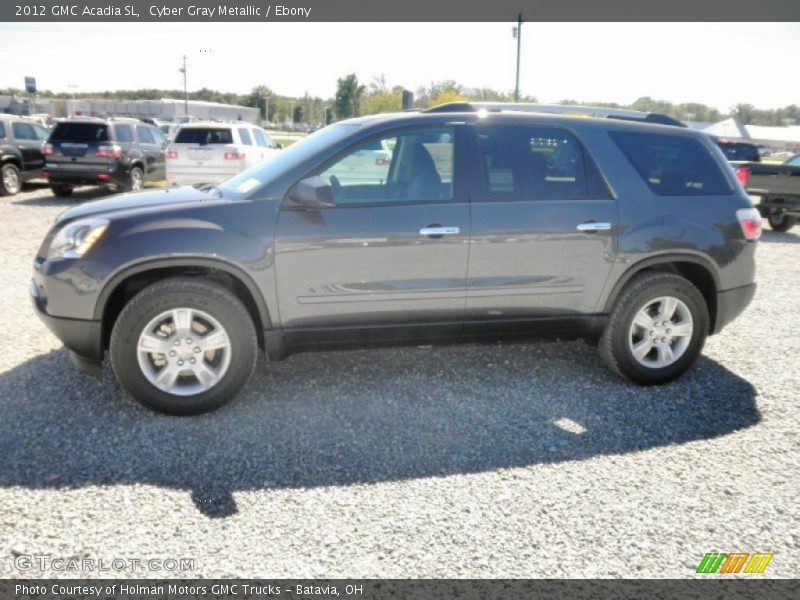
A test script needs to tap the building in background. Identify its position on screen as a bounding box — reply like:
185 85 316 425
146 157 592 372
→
0 96 258 124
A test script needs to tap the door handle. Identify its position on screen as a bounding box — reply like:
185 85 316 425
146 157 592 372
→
419 226 460 236
576 222 612 232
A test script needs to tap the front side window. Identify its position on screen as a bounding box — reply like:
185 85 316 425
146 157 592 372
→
472 126 608 200
12 122 35 140
612 131 732 196
317 127 454 206
33 125 50 141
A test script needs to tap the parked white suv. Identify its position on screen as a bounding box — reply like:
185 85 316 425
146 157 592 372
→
165 122 280 186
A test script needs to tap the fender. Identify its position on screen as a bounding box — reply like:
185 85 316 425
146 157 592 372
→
93 256 273 330
602 252 721 313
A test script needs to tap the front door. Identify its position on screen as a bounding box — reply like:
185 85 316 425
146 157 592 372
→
274 125 469 334
466 124 618 321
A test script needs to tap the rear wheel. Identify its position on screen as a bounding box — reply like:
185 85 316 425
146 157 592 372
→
50 183 74 198
121 166 144 192
0 163 21 196
110 278 258 414
599 272 709 385
767 212 796 232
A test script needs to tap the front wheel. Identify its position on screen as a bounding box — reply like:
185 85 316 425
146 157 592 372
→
599 272 709 385
767 212 796 232
110 278 258 414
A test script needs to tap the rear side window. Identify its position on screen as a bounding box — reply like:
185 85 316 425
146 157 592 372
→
33 125 50 141
610 131 732 196
51 122 109 142
238 128 252 146
114 124 134 142
0 122 5 139
252 129 267 147
472 126 609 200
12 122 36 140
717 142 760 162
174 128 233 145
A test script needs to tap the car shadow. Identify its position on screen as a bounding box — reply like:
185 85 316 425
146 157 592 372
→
0 341 759 518
11 185 114 207
759 229 800 244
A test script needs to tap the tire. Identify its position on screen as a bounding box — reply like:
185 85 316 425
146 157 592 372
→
121 166 144 192
767 212 796 232
110 277 258 415
599 272 709 385
50 184 74 198
0 162 22 196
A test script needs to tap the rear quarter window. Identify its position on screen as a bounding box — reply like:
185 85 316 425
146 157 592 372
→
238 128 253 146
51 122 109 142
610 131 732 196
174 128 233 145
0 122 5 139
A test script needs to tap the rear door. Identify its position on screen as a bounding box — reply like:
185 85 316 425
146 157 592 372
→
466 124 618 321
47 121 111 173
274 125 469 333
10 121 45 170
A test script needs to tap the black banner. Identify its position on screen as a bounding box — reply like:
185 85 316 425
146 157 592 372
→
2 580 799 600
2 0 800 22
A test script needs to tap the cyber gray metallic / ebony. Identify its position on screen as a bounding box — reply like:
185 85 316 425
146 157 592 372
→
31 104 760 414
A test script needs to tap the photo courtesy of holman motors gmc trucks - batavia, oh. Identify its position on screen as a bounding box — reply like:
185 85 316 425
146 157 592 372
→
31 103 759 414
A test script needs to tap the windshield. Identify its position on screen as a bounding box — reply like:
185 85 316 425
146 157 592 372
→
219 124 360 198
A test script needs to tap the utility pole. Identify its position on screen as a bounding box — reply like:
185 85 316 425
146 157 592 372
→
179 55 188 117
513 13 523 102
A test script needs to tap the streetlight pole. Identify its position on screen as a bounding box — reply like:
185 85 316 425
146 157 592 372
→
513 13 523 102
179 55 188 117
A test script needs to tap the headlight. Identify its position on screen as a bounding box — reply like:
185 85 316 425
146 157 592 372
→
47 218 109 259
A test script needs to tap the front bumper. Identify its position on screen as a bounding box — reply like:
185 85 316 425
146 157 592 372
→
30 278 103 375
713 283 756 334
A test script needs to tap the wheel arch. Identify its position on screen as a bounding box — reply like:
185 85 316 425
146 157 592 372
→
603 254 720 332
96 257 272 351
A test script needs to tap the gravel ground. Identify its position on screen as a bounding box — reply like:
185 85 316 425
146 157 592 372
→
1 183 798 579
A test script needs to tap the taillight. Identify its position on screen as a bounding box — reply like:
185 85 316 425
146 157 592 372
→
375 157 388 166
42 170 50 178
96 144 122 159
734 166 749 187
42 143 54 156
736 208 762 241
224 151 245 160
165 150 178 159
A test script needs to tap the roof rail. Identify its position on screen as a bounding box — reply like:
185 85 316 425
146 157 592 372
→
423 102 686 127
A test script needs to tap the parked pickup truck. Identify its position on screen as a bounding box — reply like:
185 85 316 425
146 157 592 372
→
744 154 800 232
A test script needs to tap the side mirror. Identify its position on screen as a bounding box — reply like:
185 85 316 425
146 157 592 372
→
288 176 335 209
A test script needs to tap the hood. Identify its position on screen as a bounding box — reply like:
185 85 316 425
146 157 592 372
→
56 186 221 223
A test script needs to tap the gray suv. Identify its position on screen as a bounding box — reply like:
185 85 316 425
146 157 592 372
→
31 104 760 414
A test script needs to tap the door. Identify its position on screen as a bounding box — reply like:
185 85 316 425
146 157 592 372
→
466 124 618 321
274 125 469 332
11 121 45 170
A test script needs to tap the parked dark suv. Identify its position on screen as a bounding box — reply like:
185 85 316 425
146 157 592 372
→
0 115 51 196
31 104 760 414
43 117 167 197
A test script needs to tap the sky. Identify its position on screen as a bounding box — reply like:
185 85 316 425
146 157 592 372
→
0 22 798 111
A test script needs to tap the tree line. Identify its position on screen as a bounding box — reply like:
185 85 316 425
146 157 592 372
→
3 75 797 127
